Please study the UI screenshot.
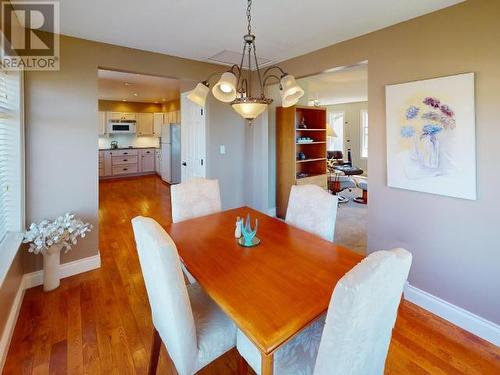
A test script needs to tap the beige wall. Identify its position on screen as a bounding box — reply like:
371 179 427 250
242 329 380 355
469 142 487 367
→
268 0 500 323
98 100 162 113
24 34 228 273
326 101 368 173
161 99 180 112
205 96 247 209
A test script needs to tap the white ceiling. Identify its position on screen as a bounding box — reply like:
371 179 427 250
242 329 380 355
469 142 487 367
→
57 0 463 66
300 63 368 106
98 70 180 102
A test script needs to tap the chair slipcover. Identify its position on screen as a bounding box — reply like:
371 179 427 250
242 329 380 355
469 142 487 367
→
286 184 338 241
236 248 412 375
171 178 222 223
132 217 236 375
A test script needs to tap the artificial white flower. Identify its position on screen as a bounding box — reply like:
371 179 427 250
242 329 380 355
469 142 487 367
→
23 213 93 254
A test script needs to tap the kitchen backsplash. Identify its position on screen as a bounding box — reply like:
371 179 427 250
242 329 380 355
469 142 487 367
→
98 134 160 149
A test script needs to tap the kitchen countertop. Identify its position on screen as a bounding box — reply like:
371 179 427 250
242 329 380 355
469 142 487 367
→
99 146 160 151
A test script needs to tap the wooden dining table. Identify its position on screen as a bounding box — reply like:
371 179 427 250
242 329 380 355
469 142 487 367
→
166 206 364 375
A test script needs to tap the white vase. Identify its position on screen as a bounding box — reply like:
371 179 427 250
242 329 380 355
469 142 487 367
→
43 245 62 291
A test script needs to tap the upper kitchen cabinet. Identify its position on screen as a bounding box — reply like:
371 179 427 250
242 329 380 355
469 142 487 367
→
136 112 154 136
98 111 106 136
153 112 164 137
107 112 136 121
165 110 181 124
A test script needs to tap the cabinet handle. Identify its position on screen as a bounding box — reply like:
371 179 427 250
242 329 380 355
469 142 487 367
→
124 152 128 155
123 159 127 162
123 168 128 171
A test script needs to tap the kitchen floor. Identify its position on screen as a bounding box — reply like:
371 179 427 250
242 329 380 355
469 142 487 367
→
3 175 499 374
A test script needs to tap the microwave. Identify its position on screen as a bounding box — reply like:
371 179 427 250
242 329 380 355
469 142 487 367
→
107 120 136 134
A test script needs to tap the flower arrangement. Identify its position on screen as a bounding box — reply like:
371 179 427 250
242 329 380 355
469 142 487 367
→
400 96 456 169
23 213 92 254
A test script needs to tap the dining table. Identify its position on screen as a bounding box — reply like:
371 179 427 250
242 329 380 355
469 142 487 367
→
166 206 364 375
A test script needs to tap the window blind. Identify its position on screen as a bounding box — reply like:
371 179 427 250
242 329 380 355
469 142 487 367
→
0 68 22 244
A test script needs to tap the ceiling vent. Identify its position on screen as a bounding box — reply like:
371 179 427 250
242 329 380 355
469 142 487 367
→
207 50 273 70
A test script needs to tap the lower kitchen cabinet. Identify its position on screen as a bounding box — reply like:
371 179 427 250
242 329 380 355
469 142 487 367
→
99 148 157 178
140 149 155 172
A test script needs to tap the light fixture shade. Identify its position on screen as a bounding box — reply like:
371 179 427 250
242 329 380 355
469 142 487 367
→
187 83 209 107
280 75 304 108
231 98 270 120
327 124 338 137
212 72 238 103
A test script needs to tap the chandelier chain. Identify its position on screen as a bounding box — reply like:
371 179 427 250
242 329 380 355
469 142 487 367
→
247 0 252 35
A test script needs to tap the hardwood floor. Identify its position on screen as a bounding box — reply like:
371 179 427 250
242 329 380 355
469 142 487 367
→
3 175 499 374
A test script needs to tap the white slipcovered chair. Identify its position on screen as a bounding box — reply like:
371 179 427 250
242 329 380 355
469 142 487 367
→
131 216 236 375
236 248 412 375
285 184 338 242
170 178 222 223
170 178 222 283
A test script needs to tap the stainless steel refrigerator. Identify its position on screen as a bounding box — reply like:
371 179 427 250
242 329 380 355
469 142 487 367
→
160 123 181 184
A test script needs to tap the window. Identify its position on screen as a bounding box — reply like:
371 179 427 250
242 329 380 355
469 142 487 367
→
0 67 24 245
327 111 344 152
360 109 368 158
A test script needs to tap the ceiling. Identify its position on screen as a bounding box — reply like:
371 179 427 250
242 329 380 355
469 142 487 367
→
299 63 368 106
55 0 463 67
97 70 180 102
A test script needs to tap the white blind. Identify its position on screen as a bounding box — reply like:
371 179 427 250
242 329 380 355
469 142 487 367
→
0 68 23 244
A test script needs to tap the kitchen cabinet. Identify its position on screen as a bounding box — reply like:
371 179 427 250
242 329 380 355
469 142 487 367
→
163 110 181 124
136 112 154 136
153 113 164 137
106 112 136 121
140 149 155 172
155 149 161 175
98 151 104 176
98 111 106 136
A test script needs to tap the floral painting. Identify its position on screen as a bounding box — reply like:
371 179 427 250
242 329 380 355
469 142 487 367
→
386 73 476 200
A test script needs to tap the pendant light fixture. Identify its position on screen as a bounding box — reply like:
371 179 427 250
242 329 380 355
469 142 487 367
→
187 0 304 122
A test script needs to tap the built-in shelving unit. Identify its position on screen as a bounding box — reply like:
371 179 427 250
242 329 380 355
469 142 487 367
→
276 105 327 218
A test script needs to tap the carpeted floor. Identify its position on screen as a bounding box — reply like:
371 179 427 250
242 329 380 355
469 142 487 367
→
334 187 367 255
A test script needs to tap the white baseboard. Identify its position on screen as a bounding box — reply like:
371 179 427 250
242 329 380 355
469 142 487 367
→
404 282 500 347
267 207 277 217
24 253 101 290
0 274 26 372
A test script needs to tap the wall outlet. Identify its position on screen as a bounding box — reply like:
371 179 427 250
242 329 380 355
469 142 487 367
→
219 145 226 155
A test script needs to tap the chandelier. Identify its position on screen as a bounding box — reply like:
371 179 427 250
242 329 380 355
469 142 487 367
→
187 0 304 121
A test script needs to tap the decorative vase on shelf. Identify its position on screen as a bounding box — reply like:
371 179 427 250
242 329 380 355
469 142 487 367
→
23 213 92 292
43 244 63 291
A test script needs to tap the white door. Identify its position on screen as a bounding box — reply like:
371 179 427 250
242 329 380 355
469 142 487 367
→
181 92 206 182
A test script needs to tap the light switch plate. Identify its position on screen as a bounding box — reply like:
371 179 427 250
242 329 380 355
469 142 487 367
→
219 145 226 155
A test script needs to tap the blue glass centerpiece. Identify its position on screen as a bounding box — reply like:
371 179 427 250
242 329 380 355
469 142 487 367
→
238 214 260 247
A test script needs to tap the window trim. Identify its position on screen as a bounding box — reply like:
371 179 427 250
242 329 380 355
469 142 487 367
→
360 109 368 159
0 57 25 286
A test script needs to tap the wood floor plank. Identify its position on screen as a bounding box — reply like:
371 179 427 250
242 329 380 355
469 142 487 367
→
3 175 499 375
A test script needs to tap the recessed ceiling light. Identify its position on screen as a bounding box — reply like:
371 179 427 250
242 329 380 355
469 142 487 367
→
133 93 138 97
122 99 127 102
124 82 131 86
154 101 159 104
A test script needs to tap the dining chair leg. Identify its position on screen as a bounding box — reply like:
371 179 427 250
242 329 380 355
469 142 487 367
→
261 352 274 375
148 327 162 375
237 352 248 375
